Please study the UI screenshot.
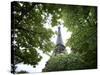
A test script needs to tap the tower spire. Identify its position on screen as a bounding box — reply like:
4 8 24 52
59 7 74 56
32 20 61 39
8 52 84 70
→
53 26 65 56
56 26 63 45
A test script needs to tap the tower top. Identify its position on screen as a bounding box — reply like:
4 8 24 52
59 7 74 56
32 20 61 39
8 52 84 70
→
53 26 65 56
56 26 63 45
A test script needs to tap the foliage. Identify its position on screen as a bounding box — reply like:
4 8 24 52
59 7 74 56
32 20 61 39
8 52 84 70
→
62 5 97 68
62 5 97 51
43 53 95 72
16 70 29 74
11 1 62 68
43 5 97 72
11 2 97 72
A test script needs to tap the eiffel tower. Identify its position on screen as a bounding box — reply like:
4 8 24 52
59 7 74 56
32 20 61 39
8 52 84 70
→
42 26 66 72
53 26 66 56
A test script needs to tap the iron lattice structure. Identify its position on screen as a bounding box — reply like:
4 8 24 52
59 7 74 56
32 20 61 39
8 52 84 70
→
53 26 66 56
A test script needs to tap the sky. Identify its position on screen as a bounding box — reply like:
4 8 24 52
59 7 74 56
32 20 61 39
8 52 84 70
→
16 15 72 73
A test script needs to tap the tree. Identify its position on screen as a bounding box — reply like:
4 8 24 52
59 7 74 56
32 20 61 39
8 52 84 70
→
42 53 90 72
43 5 97 72
11 1 62 73
62 5 97 68
16 70 29 74
11 2 97 73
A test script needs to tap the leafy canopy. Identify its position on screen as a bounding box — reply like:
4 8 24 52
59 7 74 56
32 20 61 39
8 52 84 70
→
11 2 97 72
43 5 97 71
11 1 62 67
